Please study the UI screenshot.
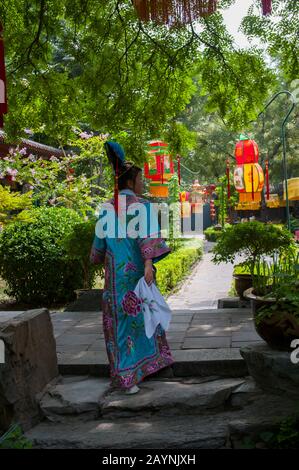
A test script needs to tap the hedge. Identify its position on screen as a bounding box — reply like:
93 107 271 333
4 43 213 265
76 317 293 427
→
204 226 223 242
156 244 203 296
0 207 86 305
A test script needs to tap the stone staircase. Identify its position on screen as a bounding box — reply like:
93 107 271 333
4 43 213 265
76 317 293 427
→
25 372 298 449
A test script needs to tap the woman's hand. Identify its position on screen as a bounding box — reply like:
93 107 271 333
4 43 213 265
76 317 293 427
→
144 259 154 286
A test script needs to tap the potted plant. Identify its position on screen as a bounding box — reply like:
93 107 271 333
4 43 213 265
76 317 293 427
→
232 264 253 300
212 221 293 299
244 252 299 351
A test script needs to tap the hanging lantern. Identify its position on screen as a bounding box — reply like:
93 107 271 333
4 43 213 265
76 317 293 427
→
210 199 216 220
144 140 175 198
148 182 169 198
144 140 174 181
179 191 191 218
234 164 264 203
179 191 189 203
235 135 259 165
262 0 272 16
133 0 218 26
0 23 8 128
234 135 264 210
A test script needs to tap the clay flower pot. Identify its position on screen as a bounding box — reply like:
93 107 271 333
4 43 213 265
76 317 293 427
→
233 274 253 299
244 287 299 351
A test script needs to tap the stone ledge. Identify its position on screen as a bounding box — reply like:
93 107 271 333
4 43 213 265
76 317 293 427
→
240 344 299 398
0 308 59 431
217 298 250 309
57 348 248 378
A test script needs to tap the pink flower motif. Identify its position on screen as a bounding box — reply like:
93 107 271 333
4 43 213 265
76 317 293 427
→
124 262 137 273
143 246 153 257
161 346 172 359
121 291 142 317
19 147 27 156
103 316 113 330
146 364 157 373
120 376 135 388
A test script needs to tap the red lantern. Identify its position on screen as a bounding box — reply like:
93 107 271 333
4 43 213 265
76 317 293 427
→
210 200 216 220
179 191 189 203
235 137 259 165
144 140 174 181
144 140 175 198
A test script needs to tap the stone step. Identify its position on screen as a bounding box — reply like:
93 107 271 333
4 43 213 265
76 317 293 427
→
57 348 249 378
39 376 111 422
39 375 247 422
171 308 251 315
26 390 298 449
217 298 250 309
100 377 246 419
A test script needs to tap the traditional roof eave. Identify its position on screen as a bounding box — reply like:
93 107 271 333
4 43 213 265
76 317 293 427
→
0 131 64 159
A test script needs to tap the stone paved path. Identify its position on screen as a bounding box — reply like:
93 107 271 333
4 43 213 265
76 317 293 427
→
49 308 263 374
0 240 263 374
167 241 237 310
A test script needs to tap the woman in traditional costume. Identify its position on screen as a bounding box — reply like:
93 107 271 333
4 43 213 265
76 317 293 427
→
90 141 174 394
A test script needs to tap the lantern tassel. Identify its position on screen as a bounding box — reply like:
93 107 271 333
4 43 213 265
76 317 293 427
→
161 155 164 185
226 158 230 200
266 158 270 200
114 156 119 216
177 155 181 186
262 0 272 16
133 0 218 26
0 23 8 128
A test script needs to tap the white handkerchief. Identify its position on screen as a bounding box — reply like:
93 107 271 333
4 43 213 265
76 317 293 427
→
134 276 172 339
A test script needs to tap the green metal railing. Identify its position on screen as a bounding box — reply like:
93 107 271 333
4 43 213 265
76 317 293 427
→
258 91 296 231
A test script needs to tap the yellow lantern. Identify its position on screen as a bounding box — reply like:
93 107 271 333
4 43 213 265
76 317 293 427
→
234 163 264 205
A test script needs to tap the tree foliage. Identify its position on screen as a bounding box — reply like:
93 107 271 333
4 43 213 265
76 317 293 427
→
0 0 278 161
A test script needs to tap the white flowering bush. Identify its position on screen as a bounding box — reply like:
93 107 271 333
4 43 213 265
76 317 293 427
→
0 130 110 219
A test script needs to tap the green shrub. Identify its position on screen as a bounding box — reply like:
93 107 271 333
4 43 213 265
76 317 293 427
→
0 207 87 305
212 221 294 276
204 226 223 242
0 424 32 449
289 216 299 233
61 218 103 289
156 245 202 296
240 413 299 449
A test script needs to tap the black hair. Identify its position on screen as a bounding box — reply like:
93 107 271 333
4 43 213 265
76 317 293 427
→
117 162 142 191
